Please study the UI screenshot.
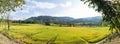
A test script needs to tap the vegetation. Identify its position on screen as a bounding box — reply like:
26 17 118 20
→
0 0 120 44
13 16 103 26
81 0 120 35
80 0 120 42
0 0 25 30
0 24 110 44
0 0 25 13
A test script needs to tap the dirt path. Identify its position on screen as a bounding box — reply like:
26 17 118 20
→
0 34 18 44
104 37 120 44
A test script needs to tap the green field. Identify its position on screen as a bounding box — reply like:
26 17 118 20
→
1 24 110 44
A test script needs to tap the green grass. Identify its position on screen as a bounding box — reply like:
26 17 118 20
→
2 24 110 44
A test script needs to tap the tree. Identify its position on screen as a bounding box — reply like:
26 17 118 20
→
0 0 25 30
0 0 25 13
44 21 51 26
80 0 120 41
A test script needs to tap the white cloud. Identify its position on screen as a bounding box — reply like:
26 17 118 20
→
10 11 16 16
52 2 102 18
30 0 57 9
31 12 43 17
27 0 73 9
20 5 31 13
11 12 43 20
60 1 72 8
9 5 31 16
17 0 73 15
11 0 102 20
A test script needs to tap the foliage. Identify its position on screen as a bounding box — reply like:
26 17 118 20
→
0 0 25 30
0 24 110 44
0 0 25 14
80 0 120 34
22 16 103 26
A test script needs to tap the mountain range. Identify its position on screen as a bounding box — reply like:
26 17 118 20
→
25 16 102 26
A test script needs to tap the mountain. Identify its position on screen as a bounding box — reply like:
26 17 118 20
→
24 16 102 26
25 16 75 25
73 16 102 23
27 16 74 20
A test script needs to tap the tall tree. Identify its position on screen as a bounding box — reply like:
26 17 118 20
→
80 0 120 41
81 0 120 33
0 0 25 30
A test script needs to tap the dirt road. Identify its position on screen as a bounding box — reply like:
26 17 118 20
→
0 34 18 44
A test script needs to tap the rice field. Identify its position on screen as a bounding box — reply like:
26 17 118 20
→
1 24 110 44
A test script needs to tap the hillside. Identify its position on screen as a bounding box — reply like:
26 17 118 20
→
73 16 102 23
26 16 74 23
18 16 103 26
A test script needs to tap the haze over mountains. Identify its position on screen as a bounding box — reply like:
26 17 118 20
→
25 16 102 26
26 16 102 22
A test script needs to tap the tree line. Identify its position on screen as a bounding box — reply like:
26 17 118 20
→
12 16 105 27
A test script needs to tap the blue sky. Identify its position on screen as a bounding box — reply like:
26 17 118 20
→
11 0 102 20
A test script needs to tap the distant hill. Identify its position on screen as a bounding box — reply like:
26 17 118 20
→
73 16 102 23
26 16 74 23
23 16 102 26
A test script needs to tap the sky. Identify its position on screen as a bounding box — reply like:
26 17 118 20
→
11 0 102 20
